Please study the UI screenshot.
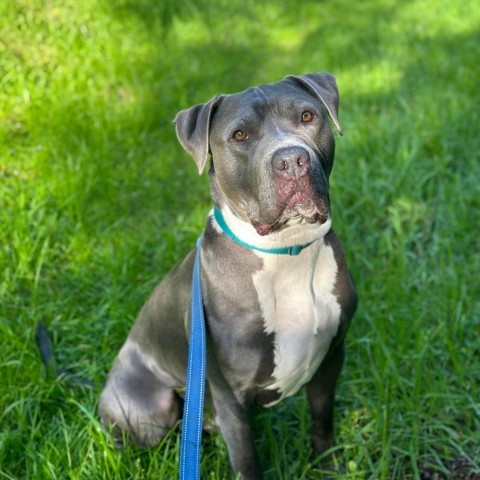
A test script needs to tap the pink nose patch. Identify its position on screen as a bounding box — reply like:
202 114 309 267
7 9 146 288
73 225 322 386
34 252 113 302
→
276 174 318 211
284 192 316 215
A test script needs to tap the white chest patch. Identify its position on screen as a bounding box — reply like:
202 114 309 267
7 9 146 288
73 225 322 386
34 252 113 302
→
252 240 341 406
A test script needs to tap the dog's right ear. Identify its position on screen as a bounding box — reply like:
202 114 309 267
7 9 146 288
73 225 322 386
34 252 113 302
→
174 95 223 175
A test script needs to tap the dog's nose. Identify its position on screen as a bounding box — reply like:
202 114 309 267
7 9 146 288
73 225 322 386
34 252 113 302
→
271 146 310 178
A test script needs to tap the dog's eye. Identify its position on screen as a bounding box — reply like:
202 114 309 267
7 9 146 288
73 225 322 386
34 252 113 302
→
233 130 248 142
301 111 315 123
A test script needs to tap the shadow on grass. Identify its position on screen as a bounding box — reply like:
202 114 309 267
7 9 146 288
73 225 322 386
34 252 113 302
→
22 0 277 369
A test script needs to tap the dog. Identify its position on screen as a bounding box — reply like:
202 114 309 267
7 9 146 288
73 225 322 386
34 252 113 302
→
99 72 358 479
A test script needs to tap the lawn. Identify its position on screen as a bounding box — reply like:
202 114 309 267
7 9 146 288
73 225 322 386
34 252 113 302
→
1 0 479 478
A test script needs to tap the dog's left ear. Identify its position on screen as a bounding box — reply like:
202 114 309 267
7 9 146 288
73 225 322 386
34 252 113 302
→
285 73 343 136
174 95 224 174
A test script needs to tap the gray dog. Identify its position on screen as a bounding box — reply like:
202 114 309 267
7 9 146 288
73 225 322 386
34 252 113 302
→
99 72 357 479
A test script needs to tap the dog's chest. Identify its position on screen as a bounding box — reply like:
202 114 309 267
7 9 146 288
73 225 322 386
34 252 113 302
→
252 240 341 405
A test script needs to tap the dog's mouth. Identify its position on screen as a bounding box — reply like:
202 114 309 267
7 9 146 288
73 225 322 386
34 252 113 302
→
283 192 319 217
250 192 329 236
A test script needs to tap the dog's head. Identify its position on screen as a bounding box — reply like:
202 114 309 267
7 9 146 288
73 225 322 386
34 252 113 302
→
174 73 341 237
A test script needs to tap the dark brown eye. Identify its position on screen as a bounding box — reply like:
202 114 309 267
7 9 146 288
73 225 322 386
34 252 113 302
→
233 130 248 142
301 111 315 123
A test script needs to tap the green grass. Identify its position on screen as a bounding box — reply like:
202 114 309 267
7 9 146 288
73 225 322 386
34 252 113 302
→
1 0 479 478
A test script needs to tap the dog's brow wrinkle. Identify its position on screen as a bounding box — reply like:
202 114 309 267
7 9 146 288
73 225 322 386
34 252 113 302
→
286 100 297 110
253 87 269 102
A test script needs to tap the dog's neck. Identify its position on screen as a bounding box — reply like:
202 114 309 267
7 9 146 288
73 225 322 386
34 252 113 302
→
211 204 331 254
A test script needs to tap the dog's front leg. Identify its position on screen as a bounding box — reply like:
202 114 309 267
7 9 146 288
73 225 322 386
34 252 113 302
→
208 380 263 480
305 343 345 466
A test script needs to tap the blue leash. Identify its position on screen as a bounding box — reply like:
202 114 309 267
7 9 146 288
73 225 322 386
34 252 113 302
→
179 237 206 480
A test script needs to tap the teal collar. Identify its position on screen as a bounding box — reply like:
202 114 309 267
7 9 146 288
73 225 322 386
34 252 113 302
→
213 207 313 256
